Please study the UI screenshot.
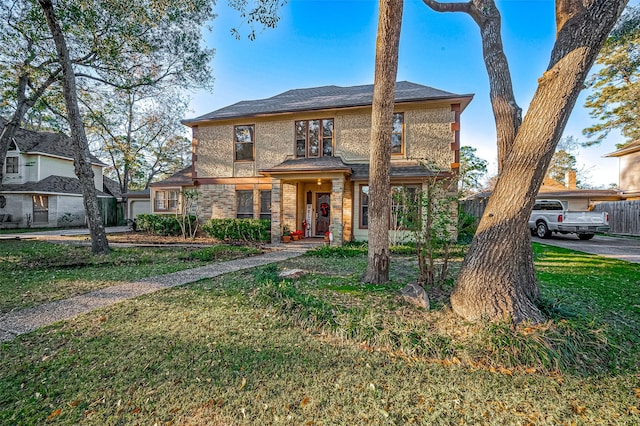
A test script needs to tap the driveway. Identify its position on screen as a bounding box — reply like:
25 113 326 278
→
0 226 129 240
532 234 640 263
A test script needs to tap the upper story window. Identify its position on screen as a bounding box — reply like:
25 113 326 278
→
234 125 255 161
5 157 18 174
295 118 334 158
391 112 404 155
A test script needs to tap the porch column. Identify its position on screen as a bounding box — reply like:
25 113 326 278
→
330 176 344 246
270 178 282 244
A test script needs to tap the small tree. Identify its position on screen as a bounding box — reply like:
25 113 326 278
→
176 189 199 240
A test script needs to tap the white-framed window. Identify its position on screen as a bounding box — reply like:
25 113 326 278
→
5 156 18 174
155 190 179 211
33 195 49 223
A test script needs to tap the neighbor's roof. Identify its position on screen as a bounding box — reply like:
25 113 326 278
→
102 176 122 199
604 139 640 157
149 165 194 187
1 117 105 165
183 81 473 125
0 175 109 196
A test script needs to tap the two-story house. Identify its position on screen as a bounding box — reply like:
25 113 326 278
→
0 119 115 228
151 81 473 245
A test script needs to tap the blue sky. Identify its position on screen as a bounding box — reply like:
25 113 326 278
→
188 0 636 187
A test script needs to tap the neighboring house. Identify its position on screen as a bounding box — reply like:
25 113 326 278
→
152 81 473 245
0 119 113 228
605 139 640 199
149 165 194 214
463 170 621 219
125 188 151 220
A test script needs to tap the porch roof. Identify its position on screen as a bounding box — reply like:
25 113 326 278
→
350 162 439 180
260 157 440 180
260 156 352 176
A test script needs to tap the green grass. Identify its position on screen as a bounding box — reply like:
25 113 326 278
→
0 240 260 313
0 242 638 424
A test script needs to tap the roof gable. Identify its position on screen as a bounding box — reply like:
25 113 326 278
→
1 116 105 165
183 81 473 125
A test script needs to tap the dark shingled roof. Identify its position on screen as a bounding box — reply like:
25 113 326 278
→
350 162 439 180
1 117 104 165
102 176 122 198
1 175 109 196
260 156 440 180
149 165 194 187
260 157 352 174
183 81 472 124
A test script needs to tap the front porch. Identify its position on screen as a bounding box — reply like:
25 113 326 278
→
266 174 353 247
260 157 355 246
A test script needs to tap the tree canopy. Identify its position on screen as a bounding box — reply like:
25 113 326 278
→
584 5 640 146
458 146 488 196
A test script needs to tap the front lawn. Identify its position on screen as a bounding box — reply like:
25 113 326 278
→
0 240 261 313
0 243 638 424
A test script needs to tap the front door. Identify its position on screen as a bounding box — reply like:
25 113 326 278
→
316 193 330 236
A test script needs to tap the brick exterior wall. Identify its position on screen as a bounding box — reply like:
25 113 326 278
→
330 177 345 246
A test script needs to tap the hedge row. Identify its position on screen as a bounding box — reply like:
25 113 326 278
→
201 218 271 242
136 214 197 236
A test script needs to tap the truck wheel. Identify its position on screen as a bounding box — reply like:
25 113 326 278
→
578 233 595 240
536 222 551 238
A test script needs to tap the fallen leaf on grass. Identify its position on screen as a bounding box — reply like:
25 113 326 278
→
628 406 640 415
47 408 62 420
68 400 80 408
130 407 140 414
300 397 310 408
571 404 586 415
238 378 247 391
635 388 640 399
498 367 513 376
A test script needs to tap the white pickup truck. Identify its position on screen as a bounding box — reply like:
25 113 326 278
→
529 199 609 240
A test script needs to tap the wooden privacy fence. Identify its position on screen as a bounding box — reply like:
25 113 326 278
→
460 198 488 220
592 200 640 236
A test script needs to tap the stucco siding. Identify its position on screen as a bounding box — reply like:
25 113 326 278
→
335 112 372 161
620 153 640 192
256 121 293 169
194 125 235 177
405 108 456 169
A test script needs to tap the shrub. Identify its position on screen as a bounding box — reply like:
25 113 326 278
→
136 214 196 236
201 218 270 242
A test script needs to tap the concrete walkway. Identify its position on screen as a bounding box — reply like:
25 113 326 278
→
0 243 314 343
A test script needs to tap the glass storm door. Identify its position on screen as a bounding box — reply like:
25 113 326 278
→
315 193 330 236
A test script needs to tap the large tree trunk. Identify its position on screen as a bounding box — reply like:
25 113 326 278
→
422 0 537 301
451 0 628 323
39 0 110 255
363 0 404 284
